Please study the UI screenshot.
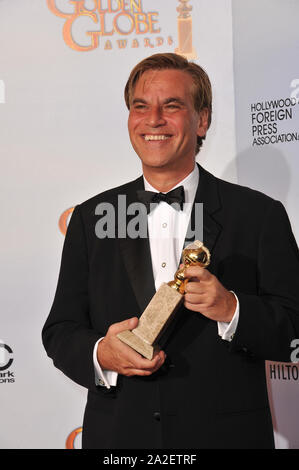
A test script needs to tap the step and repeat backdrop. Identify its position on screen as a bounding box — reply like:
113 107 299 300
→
232 0 299 449
0 0 298 449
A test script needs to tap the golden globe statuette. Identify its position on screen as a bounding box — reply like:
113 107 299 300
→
175 0 197 60
117 241 210 359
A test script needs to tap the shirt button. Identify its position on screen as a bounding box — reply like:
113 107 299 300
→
162 223 167 228
153 412 161 421
161 262 166 268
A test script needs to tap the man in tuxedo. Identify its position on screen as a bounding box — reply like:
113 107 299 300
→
42 53 299 449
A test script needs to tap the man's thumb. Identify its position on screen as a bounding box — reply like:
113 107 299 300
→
109 316 139 335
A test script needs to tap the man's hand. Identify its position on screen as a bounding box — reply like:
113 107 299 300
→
183 266 236 323
97 317 166 377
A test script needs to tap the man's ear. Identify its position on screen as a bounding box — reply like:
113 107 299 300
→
197 108 209 138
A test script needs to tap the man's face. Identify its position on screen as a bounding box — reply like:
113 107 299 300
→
128 69 208 173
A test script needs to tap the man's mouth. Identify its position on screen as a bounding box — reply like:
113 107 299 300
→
142 134 172 141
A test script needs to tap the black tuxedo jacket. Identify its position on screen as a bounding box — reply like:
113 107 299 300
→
42 164 299 449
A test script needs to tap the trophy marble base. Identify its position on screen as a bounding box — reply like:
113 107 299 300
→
116 329 158 361
117 283 183 360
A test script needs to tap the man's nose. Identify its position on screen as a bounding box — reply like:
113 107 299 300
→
146 106 166 127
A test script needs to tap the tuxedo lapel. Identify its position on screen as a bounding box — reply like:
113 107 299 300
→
118 176 156 314
118 164 223 313
184 163 222 260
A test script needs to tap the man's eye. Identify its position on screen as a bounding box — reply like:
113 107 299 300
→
134 104 147 110
165 104 180 110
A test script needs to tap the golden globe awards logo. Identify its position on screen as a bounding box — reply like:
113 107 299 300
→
46 0 173 52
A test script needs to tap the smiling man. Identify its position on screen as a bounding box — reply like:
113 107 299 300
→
42 53 299 449
127 68 207 186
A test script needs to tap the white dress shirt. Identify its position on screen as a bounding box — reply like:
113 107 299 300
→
94 165 239 388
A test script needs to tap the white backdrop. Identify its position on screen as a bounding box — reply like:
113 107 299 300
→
0 0 298 449
232 0 299 449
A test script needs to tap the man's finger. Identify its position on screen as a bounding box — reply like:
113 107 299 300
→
185 282 205 294
108 316 139 335
128 350 165 370
127 351 166 375
184 266 210 281
125 368 153 377
115 341 163 369
184 293 205 305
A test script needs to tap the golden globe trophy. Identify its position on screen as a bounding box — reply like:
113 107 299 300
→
117 241 210 359
175 0 197 60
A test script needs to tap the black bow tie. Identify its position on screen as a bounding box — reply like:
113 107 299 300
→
136 186 185 214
